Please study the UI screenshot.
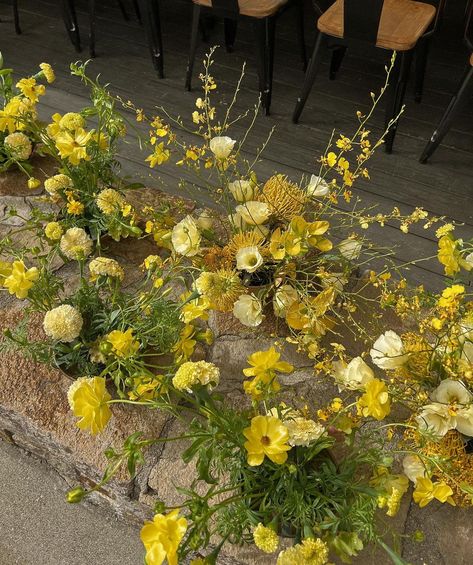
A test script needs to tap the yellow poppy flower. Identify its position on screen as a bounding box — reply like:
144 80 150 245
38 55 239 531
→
55 128 92 165
106 328 140 358
243 346 293 378
357 378 391 421
140 509 187 565
69 376 112 435
3 260 39 299
243 415 291 466
16 77 45 102
413 478 455 508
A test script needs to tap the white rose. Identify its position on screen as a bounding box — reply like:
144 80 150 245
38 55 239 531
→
307 174 329 197
236 201 270 225
456 406 473 436
339 238 363 260
233 294 263 327
209 136 236 159
331 356 374 391
465 252 473 268
228 180 255 202
431 379 472 405
171 215 201 257
235 246 264 273
402 455 426 484
273 284 299 318
370 331 408 370
417 403 453 437
196 211 213 231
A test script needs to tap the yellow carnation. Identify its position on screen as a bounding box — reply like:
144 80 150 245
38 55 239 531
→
43 304 83 342
96 188 125 215
4 132 32 160
59 112 85 131
172 360 220 392
44 174 73 197
89 257 124 281
39 62 55 83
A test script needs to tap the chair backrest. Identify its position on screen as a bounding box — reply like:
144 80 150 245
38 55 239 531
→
211 0 240 17
465 0 473 52
343 0 385 44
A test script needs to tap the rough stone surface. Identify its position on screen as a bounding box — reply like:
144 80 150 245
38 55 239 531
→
0 153 57 197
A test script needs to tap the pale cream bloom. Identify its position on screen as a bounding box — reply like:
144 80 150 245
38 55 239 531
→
431 379 473 436
235 246 264 273
402 454 426 484
209 136 236 159
370 331 408 370
44 174 73 197
171 215 201 257
285 417 325 447
4 132 32 160
228 179 255 202
43 304 83 342
89 257 124 281
228 212 248 231
465 252 473 268
60 227 93 260
236 201 270 225
339 238 363 260
273 285 299 318
417 403 453 437
233 294 263 327
332 356 374 391
196 211 213 231
306 174 329 197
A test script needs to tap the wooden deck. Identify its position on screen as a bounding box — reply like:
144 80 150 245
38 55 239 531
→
1 0 472 289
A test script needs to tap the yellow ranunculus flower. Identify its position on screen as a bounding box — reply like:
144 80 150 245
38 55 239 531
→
243 415 291 466
55 128 92 165
140 509 187 565
357 378 391 420
106 328 140 358
3 260 39 299
244 346 293 378
69 376 112 435
413 477 455 508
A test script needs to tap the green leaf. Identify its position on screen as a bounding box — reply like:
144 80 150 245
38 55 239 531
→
378 540 410 565
182 435 208 464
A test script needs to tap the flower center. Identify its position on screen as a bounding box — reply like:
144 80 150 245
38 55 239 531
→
261 435 271 446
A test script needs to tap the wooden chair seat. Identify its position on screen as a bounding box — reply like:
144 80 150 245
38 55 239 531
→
194 0 288 19
318 0 436 51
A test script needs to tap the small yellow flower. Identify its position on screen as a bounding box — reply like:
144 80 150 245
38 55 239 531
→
4 131 32 160
145 142 170 167
253 523 279 553
413 478 455 508
67 200 85 215
172 360 220 392
357 378 391 420
243 347 293 378
39 62 55 83
16 77 45 102
106 328 140 358
68 376 112 435
140 509 187 565
326 151 337 167
44 222 63 240
0 261 13 285
27 177 41 189
243 415 291 466
3 260 39 299
55 128 92 165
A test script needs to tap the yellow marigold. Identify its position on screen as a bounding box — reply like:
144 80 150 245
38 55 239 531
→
44 222 64 240
4 132 32 160
60 227 93 260
253 523 279 553
43 304 83 342
3 260 39 299
195 269 245 312
68 376 112 435
277 538 329 565
243 415 291 466
89 257 124 281
285 417 325 447
140 509 187 565
172 360 220 392
44 173 73 197
39 62 55 83
107 328 140 358
16 77 45 102
96 188 125 215
59 112 85 131
66 199 84 215
260 174 306 221
357 378 391 421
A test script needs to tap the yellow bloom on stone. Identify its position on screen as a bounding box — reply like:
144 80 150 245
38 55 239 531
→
140 509 187 565
172 324 197 362
39 62 55 83
16 77 45 102
66 199 85 215
96 188 125 215
60 227 93 260
253 523 279 553
68 376 112 435
28 177 41 189
4 131 32 160
413 477 455 508
0 261 13 285
195 269 245 312
44 173 73 197
243 415 291 466
107 328 140 358
3 260 39 299
180 293 210 324
55 128 92 165
357 378 391 421
59 112 85 131
128 375 167 400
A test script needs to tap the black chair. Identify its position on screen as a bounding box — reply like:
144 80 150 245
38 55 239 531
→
292 0 438 153
0 0 21 34
185 0 306 116
420 3 473 163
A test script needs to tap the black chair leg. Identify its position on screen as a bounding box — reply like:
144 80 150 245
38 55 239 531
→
185 4 201 91
224 18 238 53
414 35 430 103
420 63 473 163
133 0 142 23
292 31 325 123
89 0 96 58
295 0 307 71
139 0 165 78
384 50 413 154
13 0 21 34
62 0 81 52
253 17 275 116
329 45 346 80
117 0 130 21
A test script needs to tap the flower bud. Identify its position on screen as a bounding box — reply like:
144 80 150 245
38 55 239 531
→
66 486 86 503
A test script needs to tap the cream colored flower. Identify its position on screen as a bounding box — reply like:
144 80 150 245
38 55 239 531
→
235 246 263 273
228 212 248 231
465 252 473 268
417 403 453 437
370 331 408 370
307 174 329 197
209 136 236 159
44 222 63 241
4 132 32 160
44 174 73 197
43 304 83 342
196 211 213 231
273 285 299 318
96 188 125 215
66 376 89 409
60 227 93 260
402 454 426 484
171 215 201 257
339 238 363 260
332 356 374 391
285 417 325 447
233 294 263 327
89 257 124 281
431 379 473 436
236 201 270 225
228 179 255 202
